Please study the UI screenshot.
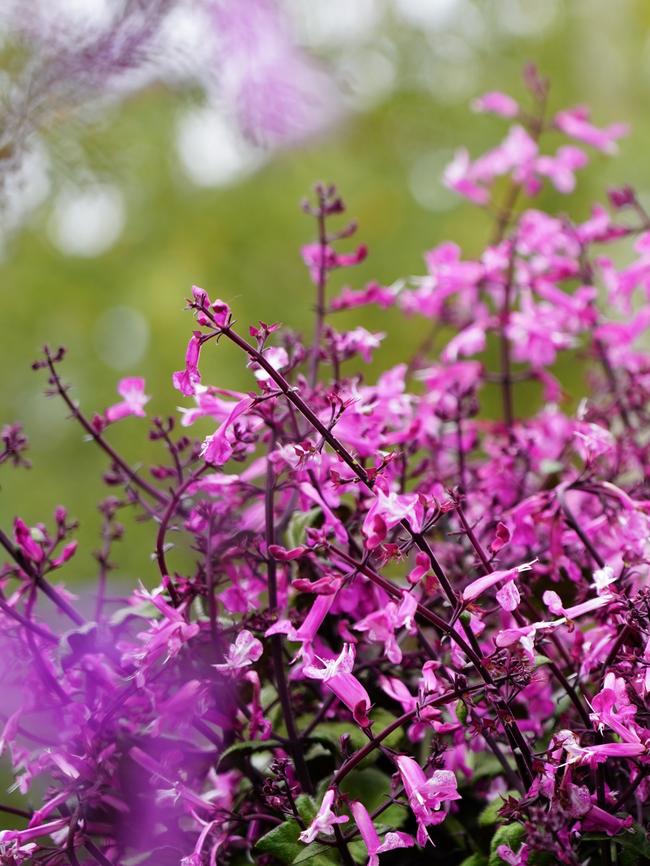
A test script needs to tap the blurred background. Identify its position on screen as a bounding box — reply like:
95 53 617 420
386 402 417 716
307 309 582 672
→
1 0 649 586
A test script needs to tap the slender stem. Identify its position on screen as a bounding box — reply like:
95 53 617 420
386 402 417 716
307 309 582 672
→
0 587 58 642
330 546 534 787
43 349 168 507
333 682 490 789
309 190 328 388
557 486 605 569
455 412 467 493
0 803 32 819
498 241 517 431
613 767 648 811
205 510 217 641
0 527 85 626
154 465 208 604
265 440 313 794
333 824 355 866
84 840 114 866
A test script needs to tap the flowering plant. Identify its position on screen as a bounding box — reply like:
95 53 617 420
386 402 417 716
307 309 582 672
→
2 68 650 866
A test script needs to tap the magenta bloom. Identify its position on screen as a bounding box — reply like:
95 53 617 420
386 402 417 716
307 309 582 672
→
395 755 461 845
173 332 203 397
105 377 149 423
326 672 372 728
298 789 348 844
350 800 414 866
472 90 519 118
201 396 255 465
554 106 629 153
213 629 263 676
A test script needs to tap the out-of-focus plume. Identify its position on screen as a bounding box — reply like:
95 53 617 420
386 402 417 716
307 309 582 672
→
209 0 341 147
0 0 341 236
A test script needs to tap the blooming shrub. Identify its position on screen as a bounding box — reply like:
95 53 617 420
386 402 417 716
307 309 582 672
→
2 68 650 865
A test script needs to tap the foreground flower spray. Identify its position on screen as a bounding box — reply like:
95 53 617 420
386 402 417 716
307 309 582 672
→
1 67 650 865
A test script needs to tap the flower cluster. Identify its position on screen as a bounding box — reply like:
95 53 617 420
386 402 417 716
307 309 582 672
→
1 69 650 865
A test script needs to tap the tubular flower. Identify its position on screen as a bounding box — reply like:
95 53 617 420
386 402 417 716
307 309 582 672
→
298 789 348 844
395 756 461 845
350 800 414 866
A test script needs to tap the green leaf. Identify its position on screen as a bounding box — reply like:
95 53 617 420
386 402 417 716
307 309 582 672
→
456 699 468 725
540 459 564 475
604 824 650 866
478 792 519 827
469 753 516 783
286 508 320 550
257 820 303 864
109 599 159 625
291 842 338 866
348 840 370 864
216 739 280 769
488 823 525 866
339 766 406 830
459 855 488 866
295 794 318 824
315 721 367 755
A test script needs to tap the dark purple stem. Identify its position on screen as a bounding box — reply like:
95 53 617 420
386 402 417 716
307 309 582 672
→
265 439 313 794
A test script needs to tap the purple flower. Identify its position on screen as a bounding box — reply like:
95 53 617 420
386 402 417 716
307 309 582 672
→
395 755 461 845
298 789 348 844
105 377 149 423
350 799 414 866
213 629 263 675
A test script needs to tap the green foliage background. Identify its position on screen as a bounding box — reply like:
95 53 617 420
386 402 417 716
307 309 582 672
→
2 0 650 589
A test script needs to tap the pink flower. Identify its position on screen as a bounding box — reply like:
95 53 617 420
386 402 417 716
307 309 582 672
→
573 422 616 463
543 589 614 621
267 544 306 561
462 560 535 606
443 148 489 205
298 789 348 844
14 517 44 563
252 346 288 383
330 281 397 311
350 800 414 866
213 630 263 675
362 491 424 550
496 580 521 612
535 145 588 194
395 755 461 845
407 551 431 585
471 91 519 118
326 672 372 727
490 521 511 553
173 332 202 396
590 674 642 744
50 540 77 568
330 326 385 363
301 243 368 284
105 377 149 423
471 125 538 184
497 843 530 865
354 591 417 663
581 804 633 836
0 819 68 844
441 322 487 362
554 106 628 154
303 643 355 680
265 592 336 644
212 0 340 147
201 396 255 465
557 730 645 766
